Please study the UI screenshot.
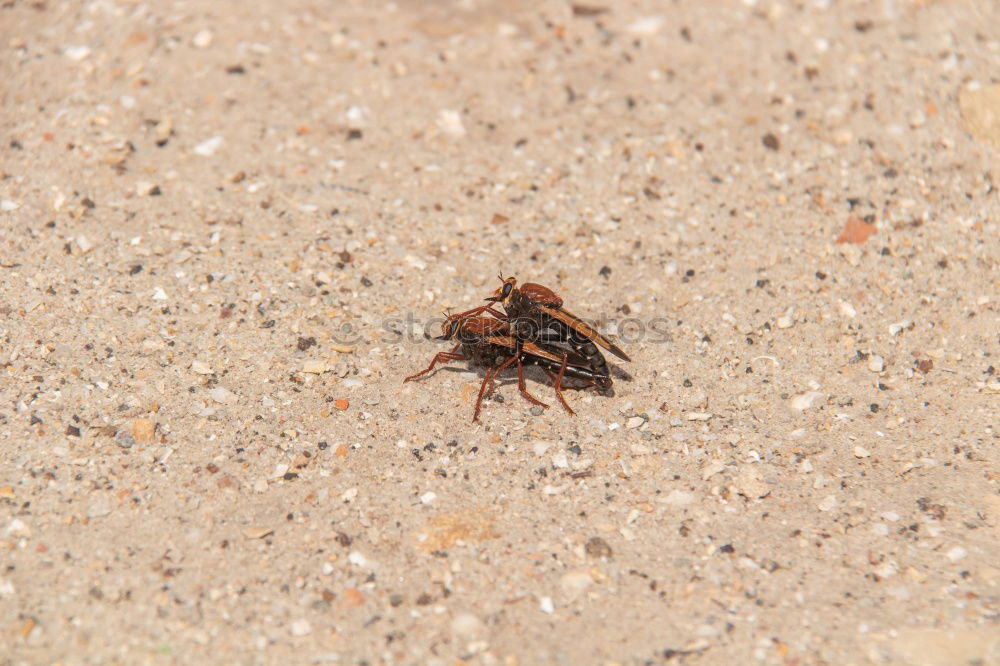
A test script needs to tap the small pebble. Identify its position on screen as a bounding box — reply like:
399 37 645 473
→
854 445 871 458
837 300 857 318
790 391 824 411
65 46 91 61
192 29 213 48
76 235 94 254
420 491 437 504
190 360 213 375
451 613 484 637
539 597 555 614
135 181 158 197
209 386 236 403
584 536 613 558
946 546 967 562
627 16 663 35
889 320 912 336
625 416 645 429
436 109 466 138
818 495 838 512
194 136 223 156
152 287 167 301
533 441 552 456
289 620 311 637
776 314 794 329
301 360 327 374
868 355 885 372
529 406 544 417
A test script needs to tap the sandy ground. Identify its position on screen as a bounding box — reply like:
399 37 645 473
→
2 0 1000 664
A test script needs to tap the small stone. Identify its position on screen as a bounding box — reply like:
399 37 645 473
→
533 441 552 456
529 406 545 417
734 466 770 499
420 492 437 504
889 320 912 336
5 518 30 537
209 386 236 404
818 495 837 512
790 391 824 411
538 596 555 614
776 314 794 329
959 84 1000 151
65 45 91 61
837 299 857 318
194 136 223 156
192 29 214 48
868 355 884 372
436 109 466 138
854 445 871 458
301 360 327 374
0 200 20 211
76 235 94 254
242 527 273 539
130 418 156 443
627 16 663 35
584 536 613 559
152 286 167 301
289 619 311 637
626 416 645 429
135 181 158 197
838 243 862 267
190 360 213 375
450 613 484 637
946 546 967 562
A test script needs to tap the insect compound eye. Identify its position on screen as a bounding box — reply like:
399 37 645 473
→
502 282 513 298
448 320 460 338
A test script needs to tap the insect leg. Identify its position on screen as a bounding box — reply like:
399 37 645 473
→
403 344 464 382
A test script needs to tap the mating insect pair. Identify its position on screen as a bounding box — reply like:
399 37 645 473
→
404 275 630 422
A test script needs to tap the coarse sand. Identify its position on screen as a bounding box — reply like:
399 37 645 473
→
2 1 999 664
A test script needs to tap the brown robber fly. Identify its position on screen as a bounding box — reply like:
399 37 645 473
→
403 313 609 422
485 275 631 381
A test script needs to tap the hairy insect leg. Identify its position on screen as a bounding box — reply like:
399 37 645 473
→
403 344 464 383
451 304 508 321
541 353 575 415
472 361 505 423
513 340 548 409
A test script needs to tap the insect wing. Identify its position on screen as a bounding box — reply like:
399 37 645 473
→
538 305 631 362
